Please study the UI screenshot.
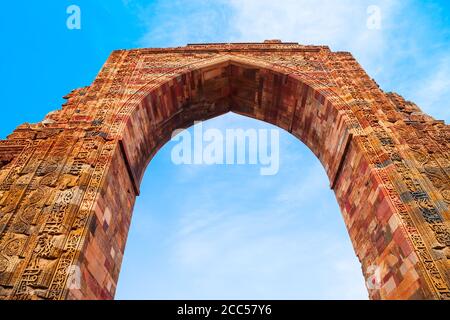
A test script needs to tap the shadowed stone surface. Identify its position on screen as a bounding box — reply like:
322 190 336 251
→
0 41 448 300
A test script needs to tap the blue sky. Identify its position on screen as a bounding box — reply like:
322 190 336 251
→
0 1 448 299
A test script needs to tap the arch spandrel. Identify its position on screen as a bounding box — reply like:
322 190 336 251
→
0 42 448 300
114 53 356 184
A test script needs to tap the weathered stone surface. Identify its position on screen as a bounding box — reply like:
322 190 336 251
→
0 41 448 300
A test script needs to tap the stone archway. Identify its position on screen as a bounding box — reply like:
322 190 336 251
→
0 41 448 300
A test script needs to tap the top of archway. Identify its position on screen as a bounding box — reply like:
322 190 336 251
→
104 40 345 98
119 40 332 54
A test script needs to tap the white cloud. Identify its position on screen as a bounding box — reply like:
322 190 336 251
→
408 55 450 121
117 113 368 299
276 162 329 204
154 114 367 299
168 203 367 299
135 0 233 47
228 0 394 51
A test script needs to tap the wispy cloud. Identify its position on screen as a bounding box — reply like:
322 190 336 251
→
117 114 368 299
407 55 450 120
165 177 366 299
133 0 234 47
167 216 367 299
